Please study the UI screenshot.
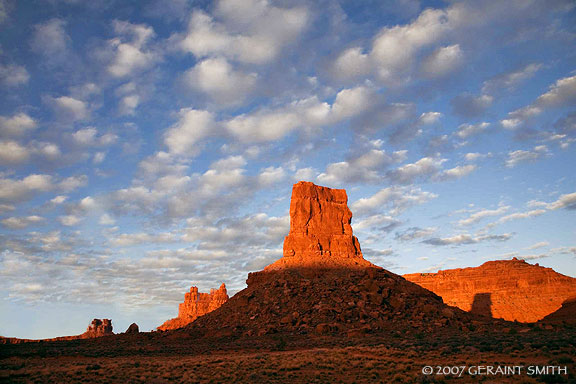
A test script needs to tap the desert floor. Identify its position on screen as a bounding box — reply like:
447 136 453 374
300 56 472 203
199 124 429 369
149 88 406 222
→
2 325 575 383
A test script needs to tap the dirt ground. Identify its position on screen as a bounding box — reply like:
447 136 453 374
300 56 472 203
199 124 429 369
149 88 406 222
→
1 325 575 383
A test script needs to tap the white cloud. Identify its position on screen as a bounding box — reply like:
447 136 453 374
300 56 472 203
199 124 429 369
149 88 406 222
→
436 164 477 180
317 149 407 185
0 64 29 87
0 174 53 203
257 166 286 186
1 215 44 230
458 205 509 226
395 226 437 242
110 232 180 247
505 145 549 167
179 2 308 64
419 112 442 124
164 109 217 156
184 57 257 104
0 113 37 138
58 215 83 226
421 44 463 78
456 122 489 139
387 157 445 184
503 75 576 128
99 214 116 226
30 18 70 57
482 63 542 94
464 152 492 162
423 233 513 246
47 96 89 122
107 20 157 77
540 192 576 211
526 241 549 250
0 140 30 165
352 186 437 216
331 86 376 120
72 128 118 147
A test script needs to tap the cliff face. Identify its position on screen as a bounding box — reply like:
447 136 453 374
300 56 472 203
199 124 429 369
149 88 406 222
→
403 258 576 323
265 181 374 270
158 283 228 331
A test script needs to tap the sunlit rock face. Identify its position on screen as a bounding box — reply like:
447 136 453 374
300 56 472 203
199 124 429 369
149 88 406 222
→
158 283 229 331
83 319 113 338
265 181 374 270
404 258 576 323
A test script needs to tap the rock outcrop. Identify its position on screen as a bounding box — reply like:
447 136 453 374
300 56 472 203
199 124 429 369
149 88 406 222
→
185 182 480 337
158 283 229 331
83 319 113 338
265 181 374 270
125 323 139 333
403 258 576 323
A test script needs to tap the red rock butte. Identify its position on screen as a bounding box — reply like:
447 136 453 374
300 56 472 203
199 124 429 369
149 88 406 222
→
158 283 228 331
403 258 576 323
265 181 375 270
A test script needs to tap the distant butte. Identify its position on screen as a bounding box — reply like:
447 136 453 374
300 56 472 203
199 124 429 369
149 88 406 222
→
403 258 576 322
158 283 229 331
265 181 375 270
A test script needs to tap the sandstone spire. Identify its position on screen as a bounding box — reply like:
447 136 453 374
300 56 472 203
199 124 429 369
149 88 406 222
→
265 181 375 270
158 283 229 331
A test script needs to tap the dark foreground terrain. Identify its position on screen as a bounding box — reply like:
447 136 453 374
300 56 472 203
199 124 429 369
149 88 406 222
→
1 323 575 383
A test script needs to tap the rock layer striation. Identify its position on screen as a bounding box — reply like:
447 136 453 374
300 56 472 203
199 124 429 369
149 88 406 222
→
403 258 576 322
158 283 229 330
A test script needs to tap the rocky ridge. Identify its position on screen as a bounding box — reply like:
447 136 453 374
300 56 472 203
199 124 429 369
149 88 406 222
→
403 258 576 322
158 283 229 331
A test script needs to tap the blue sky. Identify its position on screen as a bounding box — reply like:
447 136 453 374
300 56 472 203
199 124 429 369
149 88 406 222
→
0 0 575 339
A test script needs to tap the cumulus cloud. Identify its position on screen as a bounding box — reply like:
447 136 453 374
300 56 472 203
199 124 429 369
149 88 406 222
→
184 57 257 104
386 157 445 184
179 1 308 64
0 113 37 138
110 232 180 247
351 186 437 216
317 149 407 185
505 145 549 167
72 127 118 147
502 74 576 128
456 122 490 139
0 63 29 87
333 7 458 83
164 109 218 156
535 192 576 211
106 20 158 77
30 18 70 58
482 63 542 94
47 96 89 122
1 215 44 230
423 233 513 246
421 44 463 78
395 226 437 242
464 152 492 162
0 174 85 204
0 140 30 165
